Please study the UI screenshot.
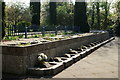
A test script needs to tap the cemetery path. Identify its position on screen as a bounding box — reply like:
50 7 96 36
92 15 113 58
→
53 37 119 78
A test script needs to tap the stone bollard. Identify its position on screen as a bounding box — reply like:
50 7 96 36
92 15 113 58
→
25 26 28 38
42 26 45 37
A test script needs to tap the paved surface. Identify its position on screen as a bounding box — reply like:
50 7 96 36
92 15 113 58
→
53 37 119 78
0 47 2 80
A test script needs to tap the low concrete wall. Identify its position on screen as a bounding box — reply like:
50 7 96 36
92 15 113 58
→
2 33 109 75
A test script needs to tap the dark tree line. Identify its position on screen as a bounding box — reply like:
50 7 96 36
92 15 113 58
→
2 1 119 39
30 0 89 33
1 1 94 39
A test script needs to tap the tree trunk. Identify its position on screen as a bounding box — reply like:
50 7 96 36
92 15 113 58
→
30 1 40 31
49 2 57 26
115 1 120 36
74 0 90 33
96 2 100 30
104 1 108 29
91 2 95 28
2 2 5 39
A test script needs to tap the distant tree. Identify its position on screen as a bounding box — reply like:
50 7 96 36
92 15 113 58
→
57 2 74 26
49 2 57 25
5 3 32 25
74 0 90 33
2 2 5 39
40 2 49 25
100 0 110 30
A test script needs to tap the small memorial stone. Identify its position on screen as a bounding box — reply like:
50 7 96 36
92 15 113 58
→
49 57 54 62
81 46 87 49
68 49 78 54
54 57 62 62
90 43 95 46
20 42 28 45
77 48 84 52
85 45 91 48
64 54 71 58
30 41 38 44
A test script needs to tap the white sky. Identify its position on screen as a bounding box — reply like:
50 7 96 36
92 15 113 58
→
4 0 118 3
4 0 118 8
4 0 30 3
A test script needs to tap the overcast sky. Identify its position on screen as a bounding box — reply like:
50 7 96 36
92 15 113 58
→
4 0 118 3
4 0 118 8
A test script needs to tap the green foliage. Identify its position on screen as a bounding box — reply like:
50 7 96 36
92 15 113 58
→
31 34 40 38
17 21 31 27
3 36 19 40
18 35 24 38
41 2 74 26
3 1 119 34
3 35 23 41
18 42 31 46
87 2 119 30
57 2 74 26
5 2 32 26
40 2 50 26
49 34 55 37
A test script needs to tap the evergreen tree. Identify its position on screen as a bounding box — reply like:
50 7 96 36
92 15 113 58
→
96 2 100 30
49 2 57 25
2 2 5 39
30 0 40 31
91 2 95 28
74 0 90 33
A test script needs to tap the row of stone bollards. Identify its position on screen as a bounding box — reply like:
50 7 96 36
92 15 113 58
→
28 37 115 77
